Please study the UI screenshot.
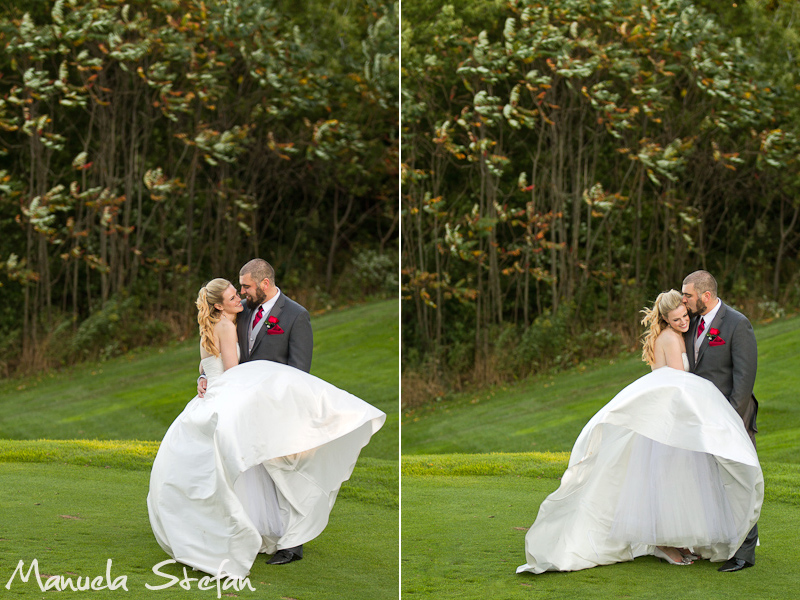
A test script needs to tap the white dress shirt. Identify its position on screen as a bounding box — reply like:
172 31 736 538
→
695 298 723 360
248 288 282 352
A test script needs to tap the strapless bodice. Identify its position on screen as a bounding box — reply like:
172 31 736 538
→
201 355 225 383
200 345 240 384
653 353 690 373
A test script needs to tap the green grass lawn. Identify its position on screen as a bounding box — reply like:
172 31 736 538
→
401 467 799 600
1 459 397 599
401 315 800 598
0 299 398 598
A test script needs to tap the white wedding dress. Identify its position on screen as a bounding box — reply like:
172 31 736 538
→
517 354 762 574
147 355 386 578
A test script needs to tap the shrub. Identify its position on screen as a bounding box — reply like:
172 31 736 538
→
69 296 138 359
350 248 399 297
517 307 570 370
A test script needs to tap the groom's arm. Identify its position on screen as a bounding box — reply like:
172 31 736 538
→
729 317 758 419
197 374 207 397
287 310 313 373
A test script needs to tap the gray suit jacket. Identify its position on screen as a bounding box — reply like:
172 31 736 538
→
237 293 313 373
685 301 758 441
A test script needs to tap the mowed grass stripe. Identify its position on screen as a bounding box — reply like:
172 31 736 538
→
0 439 397 509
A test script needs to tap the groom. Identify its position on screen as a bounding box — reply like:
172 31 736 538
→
681 270 759 573
198 258 313 565
236 258 313 374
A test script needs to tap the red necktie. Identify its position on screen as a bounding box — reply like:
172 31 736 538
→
696 319 705 339
252 306 264 329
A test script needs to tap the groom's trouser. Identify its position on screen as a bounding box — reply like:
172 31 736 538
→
282 544 303 558
735 525 757 565
735 421 758 565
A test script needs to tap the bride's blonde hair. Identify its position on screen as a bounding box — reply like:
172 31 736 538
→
640 290 684 365
196 278 232 357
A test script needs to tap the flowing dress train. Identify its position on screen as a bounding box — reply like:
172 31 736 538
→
147 358 386 578
517 357 762 574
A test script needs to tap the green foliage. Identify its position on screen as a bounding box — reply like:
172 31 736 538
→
0 0 398 374
350 248 399 297
493 305 624 376
68 296 137 359
402 0 800 389
515 306 569 366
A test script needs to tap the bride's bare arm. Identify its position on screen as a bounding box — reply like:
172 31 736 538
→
217 320 240 371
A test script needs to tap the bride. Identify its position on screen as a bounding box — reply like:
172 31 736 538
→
517 290 762 574
147 278 386 579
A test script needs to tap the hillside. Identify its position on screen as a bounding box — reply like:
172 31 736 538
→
0 299 398 460
402 315 800 464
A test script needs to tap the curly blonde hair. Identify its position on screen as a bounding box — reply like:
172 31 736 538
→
196 278 232 357
640 290 684 365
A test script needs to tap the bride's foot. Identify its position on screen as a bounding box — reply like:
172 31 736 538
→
654 546 692 565
677 547 700 561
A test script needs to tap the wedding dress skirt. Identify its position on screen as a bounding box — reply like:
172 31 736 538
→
147 359 386 578
517 366 762 574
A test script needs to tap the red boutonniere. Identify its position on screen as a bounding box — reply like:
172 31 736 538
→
706 327 725 346
265 315 284 335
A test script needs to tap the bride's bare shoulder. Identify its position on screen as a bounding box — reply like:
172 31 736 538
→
214 318 236 334
655 328 682 349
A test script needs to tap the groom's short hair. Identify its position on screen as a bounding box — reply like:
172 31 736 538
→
683 270 717 298
240 258 276 287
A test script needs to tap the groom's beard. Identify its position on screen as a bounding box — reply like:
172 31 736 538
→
685 298 706 318
688 297 707 318
245 287 267 310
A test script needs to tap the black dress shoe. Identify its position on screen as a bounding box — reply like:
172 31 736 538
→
718 558 753 572
266 549 302 565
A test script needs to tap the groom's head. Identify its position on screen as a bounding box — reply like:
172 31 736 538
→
239 258 277 309
681 270 718 317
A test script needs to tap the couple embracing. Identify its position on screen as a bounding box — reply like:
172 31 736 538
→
518 270 762 575
147 258 386 579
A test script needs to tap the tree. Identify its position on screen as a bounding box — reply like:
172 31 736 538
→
0 0 399 373
401 0 800 392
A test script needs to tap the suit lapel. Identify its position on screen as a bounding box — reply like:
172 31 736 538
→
250 293 286 355
270 295 285 321
695 302 727 367
686 317 698 371
238 303 252 361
